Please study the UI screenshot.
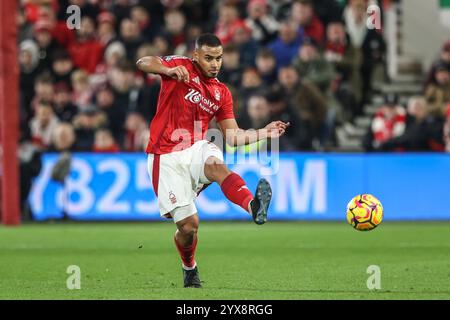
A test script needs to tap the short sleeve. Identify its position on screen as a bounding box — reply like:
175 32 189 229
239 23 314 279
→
159 56 192 79
159 55 191 68
215 87 235 122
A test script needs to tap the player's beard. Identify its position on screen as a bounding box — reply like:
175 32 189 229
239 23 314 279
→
194 61 218 78
208 70 219 78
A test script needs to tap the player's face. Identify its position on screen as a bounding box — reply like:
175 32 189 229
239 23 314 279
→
193 45 223 78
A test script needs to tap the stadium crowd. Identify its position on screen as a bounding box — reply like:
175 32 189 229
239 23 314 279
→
364 40 450 152
17 0 450 154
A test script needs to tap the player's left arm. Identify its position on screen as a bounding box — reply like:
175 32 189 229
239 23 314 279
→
217 118 290 147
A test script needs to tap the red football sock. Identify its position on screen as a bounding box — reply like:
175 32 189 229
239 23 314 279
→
220 173 254 213
174 234 198 269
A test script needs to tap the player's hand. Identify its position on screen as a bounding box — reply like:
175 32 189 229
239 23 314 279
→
264 121 290 138
166 66 190 83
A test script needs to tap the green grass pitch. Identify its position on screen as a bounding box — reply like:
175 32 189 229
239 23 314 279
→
0 221 449 299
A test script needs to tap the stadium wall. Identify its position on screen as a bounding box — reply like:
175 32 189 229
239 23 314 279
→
29 153 450 221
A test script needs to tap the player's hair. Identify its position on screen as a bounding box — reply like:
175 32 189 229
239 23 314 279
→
195 33 222 49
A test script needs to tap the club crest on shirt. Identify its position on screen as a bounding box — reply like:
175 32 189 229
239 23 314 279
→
214 88 221 101
169 191 177 204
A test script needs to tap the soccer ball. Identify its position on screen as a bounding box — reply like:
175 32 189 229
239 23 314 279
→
346 194 383 231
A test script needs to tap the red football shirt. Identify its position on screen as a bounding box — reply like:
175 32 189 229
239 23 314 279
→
146 56 235 154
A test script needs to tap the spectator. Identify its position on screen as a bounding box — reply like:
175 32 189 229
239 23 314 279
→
30 100 60 150
238 67 265 113
97 11 117 46
66 0 100 21
20 40 42 124
343 0 385 105
136 44 158 62
73 105 108 151
324 20 361 120
65 16 104 74
382 97 445 151
152 34 172 56
174 24 203 56
238 95 271 130
255 48 278 86
424 40 450 88
92 127 120 153
18 4 34 41
110 0 132 29
33 19 61 71
343 0 368 49
119 18 145 63
163 9 187 49
93 83 126 144
231 23 260 68
291 0 325 45
277 65 300 96
109 61 139 111
290 69 328 147
370 93 406 150
425 63 450 113
30 72 54 116
71 69 93 111
293 37 343 140
245 0 279 45
219 44 243 89
292 37 335 93
265 88 305 150
268 20 304 68
51 49 74 89
311 0 344 27
324 20 361 99
20 39 41 82
91 41 127 87
123 112 149 152
109 61 152 140
215 4 247 46
50 122 77 152
53 82 78 122
130 6 157 42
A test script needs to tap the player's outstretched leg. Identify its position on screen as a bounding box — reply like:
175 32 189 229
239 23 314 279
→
174 214 202 288
204 157 272 225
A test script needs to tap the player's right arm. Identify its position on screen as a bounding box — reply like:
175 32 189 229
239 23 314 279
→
136 56 190 82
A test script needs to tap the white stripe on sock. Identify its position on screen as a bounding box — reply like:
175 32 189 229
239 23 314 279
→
182 262 197 271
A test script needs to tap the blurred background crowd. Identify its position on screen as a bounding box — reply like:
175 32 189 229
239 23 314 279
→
17 0 450 156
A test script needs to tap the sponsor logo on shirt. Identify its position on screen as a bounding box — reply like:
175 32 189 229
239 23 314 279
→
184 88 219 115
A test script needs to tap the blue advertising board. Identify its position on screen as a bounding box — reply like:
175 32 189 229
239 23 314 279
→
29 153 450 221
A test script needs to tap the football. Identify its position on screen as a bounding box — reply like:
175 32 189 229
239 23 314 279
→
346 194 383 231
